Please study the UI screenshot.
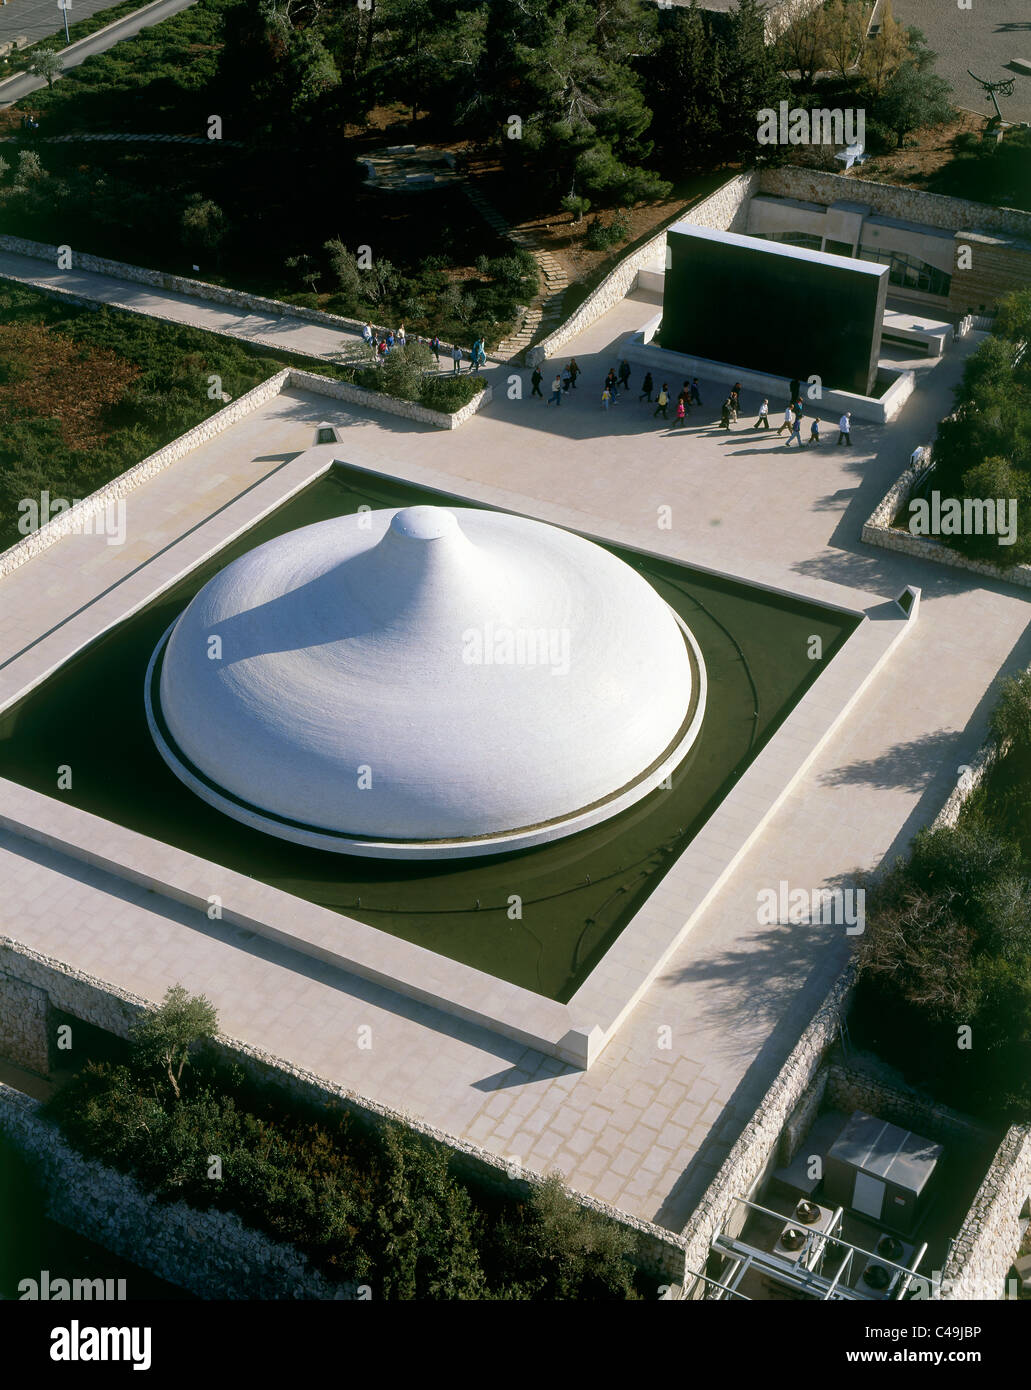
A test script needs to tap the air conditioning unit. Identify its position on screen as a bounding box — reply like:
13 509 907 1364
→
823 1111 943 1235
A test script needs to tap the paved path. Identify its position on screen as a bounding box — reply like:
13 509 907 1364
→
1 291 1028 1236
0 248 366 360
0 0 196 108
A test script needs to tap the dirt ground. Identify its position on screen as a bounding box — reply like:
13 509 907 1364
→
852 109 987 187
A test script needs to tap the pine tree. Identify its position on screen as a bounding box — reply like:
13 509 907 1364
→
719 0 791 165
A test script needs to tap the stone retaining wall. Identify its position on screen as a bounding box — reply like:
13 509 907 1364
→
780 1068 830 1166
0 354 491 581
285 368 491 430
940 1124 1031 1300
862 458 1031 589
0 369 291 580
0 973 50 1075
0 938 688 1290
757 169 1031 241
0 234 370 338
0 1084 358 1300
825 1058 992 1149
525 173 758 369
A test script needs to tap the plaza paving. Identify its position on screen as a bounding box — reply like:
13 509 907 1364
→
1 289 1029 1234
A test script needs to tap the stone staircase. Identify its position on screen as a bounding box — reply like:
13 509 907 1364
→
463 185 569 362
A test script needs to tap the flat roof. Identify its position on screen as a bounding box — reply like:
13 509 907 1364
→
828 1111 944 1194
667 221 890 277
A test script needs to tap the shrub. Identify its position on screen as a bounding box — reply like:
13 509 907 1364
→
990 670 1031 750
584 211 632 251
377 341 435 401
853 807 1031 1119
44 986 644 1298
419 374 485 413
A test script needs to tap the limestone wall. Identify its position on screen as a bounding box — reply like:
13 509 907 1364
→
285 368 492 431
526 173 758 368
0 357 491 581
825 1059 991 1149
780 1068 830 1166
941 1124 1031 1301
0 972 50 1074
862 456 1031 589
0 370 291 580
0 938 688 1290
0 1084 358 1299
757 169 1031 241
0 234 370 337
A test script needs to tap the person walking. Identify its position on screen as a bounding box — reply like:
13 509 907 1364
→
605 367 619 400
618 359 631 393
471 338 482 372
398 324 407 347
653 384 670 420
673 397 687 428
530 365 543 398
362 321 373 344
639 372 654 403
837 411 853 445
431 334 441 364
754 398 770 430
785 414 804 447
477 340 487 371
680 381 693 415
792 396 804 423
452 344 462 374
601 386 613 411
568 358 580 389
720 397 733 430
777 403 794 434
728 390 739 424
547 373 563 406
562 366 572 393
689 377 703 406
808 418 822 446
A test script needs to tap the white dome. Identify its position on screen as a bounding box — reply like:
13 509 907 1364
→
145 505 706 858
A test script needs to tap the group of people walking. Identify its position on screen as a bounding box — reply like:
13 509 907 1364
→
362 322 407 356
361 322 488 373
531 358 582 403
529 359 856 447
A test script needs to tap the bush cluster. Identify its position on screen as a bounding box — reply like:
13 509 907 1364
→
44 988 643 1300
0 284 366 553
853 673 1031 1120
916 289 1031 567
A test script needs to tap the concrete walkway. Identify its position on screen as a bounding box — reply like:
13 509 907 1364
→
1 290 1028 1235
0 249 366 361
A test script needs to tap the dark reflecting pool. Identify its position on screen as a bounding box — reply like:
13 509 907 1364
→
0 466 859 1000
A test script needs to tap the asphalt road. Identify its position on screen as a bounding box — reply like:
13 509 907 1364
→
0 0 196 107
0 0 126 47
